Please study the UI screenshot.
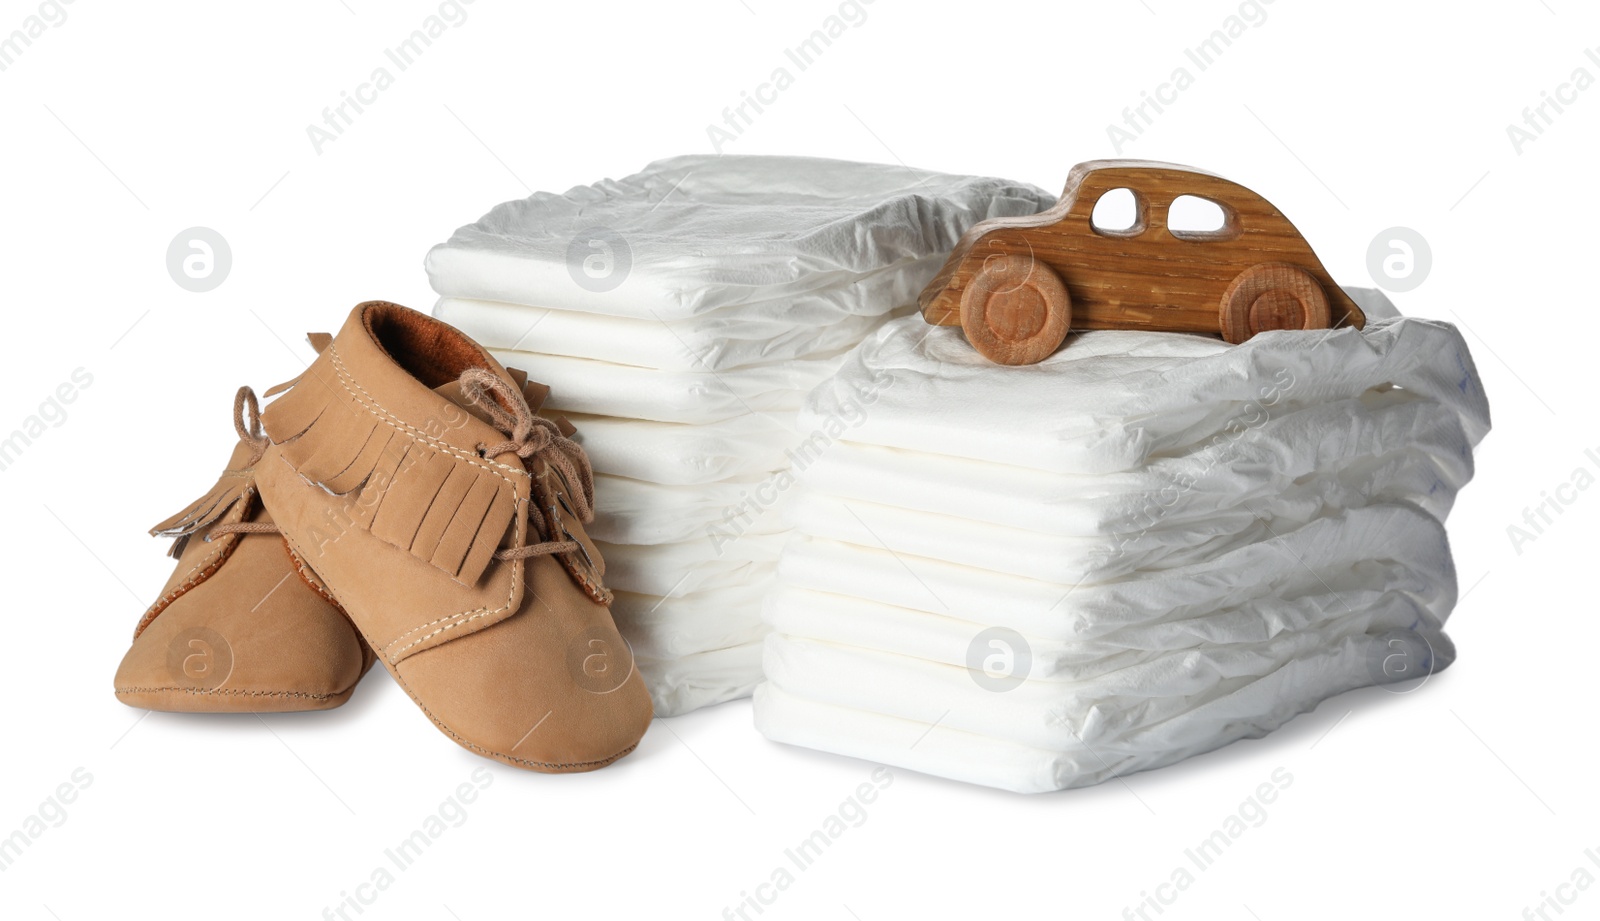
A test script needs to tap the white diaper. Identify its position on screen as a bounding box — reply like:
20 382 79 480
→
492 347 846 425
566 412 795 486
590 473 794 545
804 311 1489 474
437 297 911 372
426 154 1056 321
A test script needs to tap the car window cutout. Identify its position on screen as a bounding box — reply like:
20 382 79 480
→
1090 187 1143 236
1168 195 1238 240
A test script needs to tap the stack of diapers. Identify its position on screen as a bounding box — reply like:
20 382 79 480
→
425 154 1057 715
754 291 1491 792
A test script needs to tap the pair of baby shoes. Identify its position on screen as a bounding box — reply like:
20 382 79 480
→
114 302 653 772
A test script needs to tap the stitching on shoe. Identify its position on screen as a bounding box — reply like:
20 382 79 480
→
327 345 526 480
283 348 526 662
267 458 523 665
114 686 340 700
443 731 637 771
385 609 499 657
378 491 528 658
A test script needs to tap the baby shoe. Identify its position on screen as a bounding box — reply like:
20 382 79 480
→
253 301 652 772
115 387 374 712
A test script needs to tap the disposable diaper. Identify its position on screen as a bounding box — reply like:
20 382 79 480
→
804 311 1489 474
426 154 1056 321
566 412 794 486
762 601 1448 753
589 473 793 545
596 536 783 598
491 348 846 425
790 392 1474 581
436 296 908 372
612 582 774 661
777 503 1456 641
755 649 1412 796
639 642 764 719
762 583 1436 685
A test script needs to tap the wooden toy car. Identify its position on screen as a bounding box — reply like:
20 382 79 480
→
918 159 1366 365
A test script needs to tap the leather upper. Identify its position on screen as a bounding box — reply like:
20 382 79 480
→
253 301 651 771
116 437 371 713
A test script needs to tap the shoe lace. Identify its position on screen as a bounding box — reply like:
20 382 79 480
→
207 386 281 541
207 375 594 565
457 368 596 562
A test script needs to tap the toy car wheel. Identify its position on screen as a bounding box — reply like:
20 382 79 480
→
1218 262 1331 344
959 254 1072 365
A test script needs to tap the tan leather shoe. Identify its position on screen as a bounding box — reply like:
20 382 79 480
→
115 388 374 713
254 302 652 772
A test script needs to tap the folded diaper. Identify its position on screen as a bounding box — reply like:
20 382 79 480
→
779 503 1455 641
756 626 1428 795
492 347 847 425
639 642 765 718
566 412 794 486
437 297 909 372
426 154 1056 320
790 478 1436 589
763 600 1448 753
805 309 1489 474
612 581 774 661
598 527 787 715
763 583 1437 685
590 473 793 545
596 536 783 598
793 391 1474 570
611 578 773 716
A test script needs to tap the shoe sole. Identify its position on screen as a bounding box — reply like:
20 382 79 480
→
113 679 362 713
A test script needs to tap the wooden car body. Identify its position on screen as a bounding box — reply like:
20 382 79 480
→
919 160 1365 336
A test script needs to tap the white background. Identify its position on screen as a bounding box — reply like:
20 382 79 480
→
0 1 1592 919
